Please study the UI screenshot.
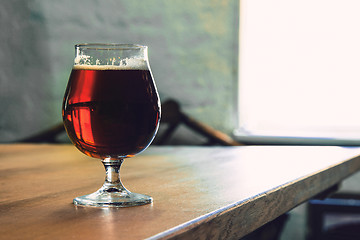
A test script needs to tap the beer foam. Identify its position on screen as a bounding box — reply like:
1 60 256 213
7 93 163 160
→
73 56 149 70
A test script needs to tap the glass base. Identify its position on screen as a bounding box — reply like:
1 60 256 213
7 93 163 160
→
74 158 152 207
73 189 153 207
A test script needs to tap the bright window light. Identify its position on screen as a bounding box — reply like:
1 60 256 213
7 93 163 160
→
237 0 360 140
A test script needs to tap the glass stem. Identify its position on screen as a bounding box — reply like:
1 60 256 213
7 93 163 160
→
101 158 129 194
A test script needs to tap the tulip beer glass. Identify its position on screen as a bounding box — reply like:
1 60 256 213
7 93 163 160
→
62 44 161 207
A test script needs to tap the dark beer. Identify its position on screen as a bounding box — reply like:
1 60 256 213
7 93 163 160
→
62 65 160 159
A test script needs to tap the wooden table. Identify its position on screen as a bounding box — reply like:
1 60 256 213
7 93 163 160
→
1 144 360 240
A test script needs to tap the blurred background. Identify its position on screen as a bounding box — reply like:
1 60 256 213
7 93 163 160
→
0 0 239 144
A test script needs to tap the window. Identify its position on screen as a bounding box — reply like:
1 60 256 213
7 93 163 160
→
235 0 360 145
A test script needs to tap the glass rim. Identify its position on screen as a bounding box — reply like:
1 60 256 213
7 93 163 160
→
75 43 147 50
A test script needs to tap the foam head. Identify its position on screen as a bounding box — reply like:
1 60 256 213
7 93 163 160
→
73 56 149 70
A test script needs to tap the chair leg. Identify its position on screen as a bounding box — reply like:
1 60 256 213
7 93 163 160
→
241 214 289 240
306 200 325 240
155 123 179 145
18 123 65 143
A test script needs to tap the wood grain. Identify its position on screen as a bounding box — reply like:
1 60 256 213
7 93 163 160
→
1 145 360 240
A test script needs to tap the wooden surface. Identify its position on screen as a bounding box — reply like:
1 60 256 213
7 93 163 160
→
1 145 360 240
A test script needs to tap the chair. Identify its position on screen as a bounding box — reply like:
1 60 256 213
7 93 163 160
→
306 191 360 240
19 99 243 146
152 99 243 146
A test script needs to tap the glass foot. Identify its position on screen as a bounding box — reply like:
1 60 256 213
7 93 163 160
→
73 189 153 207
74 158 152 207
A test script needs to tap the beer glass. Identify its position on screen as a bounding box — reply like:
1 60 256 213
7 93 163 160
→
62 44 161 207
